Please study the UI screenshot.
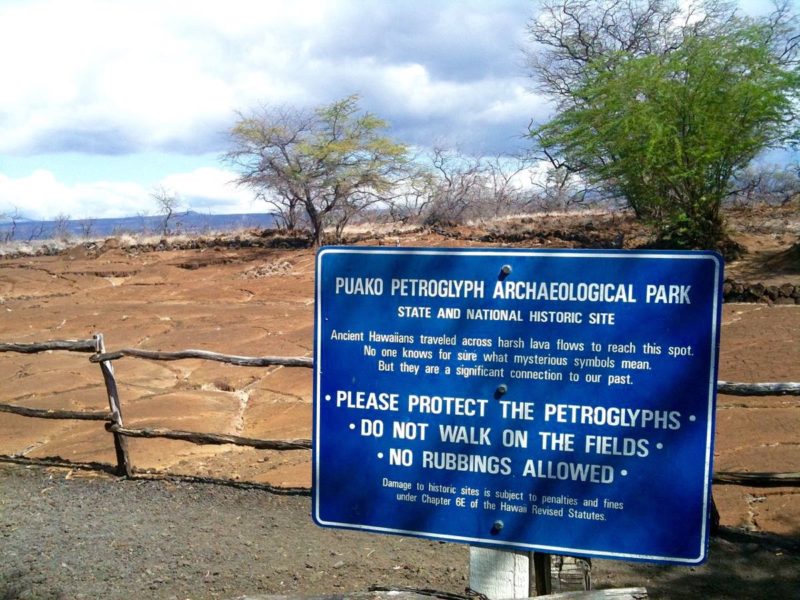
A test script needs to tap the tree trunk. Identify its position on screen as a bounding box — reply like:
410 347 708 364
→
311 219 325 247
303 196 325 247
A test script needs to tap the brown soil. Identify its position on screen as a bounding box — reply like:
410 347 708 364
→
0 206 798 597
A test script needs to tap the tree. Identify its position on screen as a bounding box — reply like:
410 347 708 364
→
528 0 800 249
151 186 183 237
79 218 96 239
0 207 22 243
389 149 533 226
730 162 800 206
530 165 592 213
417 148 489 226
225 95 409 246
526 0 738 105
52 213 72 241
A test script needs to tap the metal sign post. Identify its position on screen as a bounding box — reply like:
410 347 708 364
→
312 248 723 577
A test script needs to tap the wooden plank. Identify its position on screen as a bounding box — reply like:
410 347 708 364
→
535 589 647 599
229 589 647 600
369 584 490 600
95 334 134 478
713 471 800 486
108 424 312 450
0 339 97 353
549 556 592 593
716 381 800 396
0 403 111 421
469 547 531 598
238 594 468 600
90 348 313 368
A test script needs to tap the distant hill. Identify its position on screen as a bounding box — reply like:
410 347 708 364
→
0 211 277 242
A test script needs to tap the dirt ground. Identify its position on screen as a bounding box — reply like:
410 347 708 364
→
0 206 798 597
1 463 798 600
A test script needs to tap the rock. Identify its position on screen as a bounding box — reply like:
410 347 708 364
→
750 282 766 295
765 285 780 300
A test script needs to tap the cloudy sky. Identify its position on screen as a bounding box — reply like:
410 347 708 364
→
0 0 788 221
0 0 545 221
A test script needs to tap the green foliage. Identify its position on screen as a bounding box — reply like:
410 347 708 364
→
226 95 408 245
531 1 800 251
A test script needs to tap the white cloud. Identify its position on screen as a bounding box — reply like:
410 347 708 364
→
160 167 261 215
0 0 551 218
0 167 257 220
0 0 339 154
0 170 148 220
0 0 539 156
0 0 778 159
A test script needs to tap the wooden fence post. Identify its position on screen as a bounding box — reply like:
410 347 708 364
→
532 552 553 595
94 333 133 477
710 494 720 536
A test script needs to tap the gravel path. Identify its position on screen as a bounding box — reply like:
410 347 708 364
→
0 464 467 600
1 464 798 600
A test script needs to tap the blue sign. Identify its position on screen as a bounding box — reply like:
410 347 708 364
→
313 248 723 564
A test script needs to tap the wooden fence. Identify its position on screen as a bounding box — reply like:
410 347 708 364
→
1 334 799 489
1 334 798 596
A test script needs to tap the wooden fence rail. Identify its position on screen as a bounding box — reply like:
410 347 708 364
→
1 335 798 489
90 348 313 368
716 381 800 396
106 424 312 450
712 471 800 486
0 403 111 421
0 339 98 353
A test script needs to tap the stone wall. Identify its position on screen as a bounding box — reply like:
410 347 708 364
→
724 280 800 304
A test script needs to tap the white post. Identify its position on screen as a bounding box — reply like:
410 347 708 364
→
469 548 531 599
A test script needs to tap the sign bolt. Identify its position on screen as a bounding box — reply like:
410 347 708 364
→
500 264 512 275
492 520 504 533
496 384 508 396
